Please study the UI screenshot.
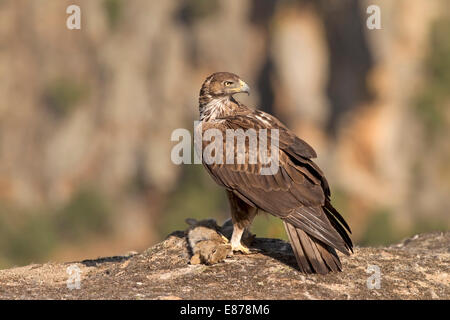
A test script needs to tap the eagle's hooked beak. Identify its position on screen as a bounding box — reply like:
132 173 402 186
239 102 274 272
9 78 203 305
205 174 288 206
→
238 79 250 95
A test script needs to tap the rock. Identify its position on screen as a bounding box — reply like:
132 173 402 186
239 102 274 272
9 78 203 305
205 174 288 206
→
0 231 448 299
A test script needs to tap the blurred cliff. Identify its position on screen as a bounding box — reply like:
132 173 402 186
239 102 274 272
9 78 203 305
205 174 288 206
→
0 0 449 268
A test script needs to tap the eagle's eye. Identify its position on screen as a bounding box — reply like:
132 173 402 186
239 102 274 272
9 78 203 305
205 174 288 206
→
224 81 233 87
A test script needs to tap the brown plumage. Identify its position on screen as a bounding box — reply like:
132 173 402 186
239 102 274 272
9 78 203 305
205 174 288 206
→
197 72 353 274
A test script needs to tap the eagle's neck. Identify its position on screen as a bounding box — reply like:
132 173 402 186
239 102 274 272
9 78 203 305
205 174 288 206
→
199 95 239 122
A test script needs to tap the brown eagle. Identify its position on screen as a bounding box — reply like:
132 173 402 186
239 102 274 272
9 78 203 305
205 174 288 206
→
197 72 353 274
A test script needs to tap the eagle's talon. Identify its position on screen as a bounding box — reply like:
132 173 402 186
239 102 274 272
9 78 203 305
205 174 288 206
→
221 234 230 244
231 244 251 255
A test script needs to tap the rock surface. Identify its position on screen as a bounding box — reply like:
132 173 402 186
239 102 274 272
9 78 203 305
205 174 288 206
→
0 231 448 300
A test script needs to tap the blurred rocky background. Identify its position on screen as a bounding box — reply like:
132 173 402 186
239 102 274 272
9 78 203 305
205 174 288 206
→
0 0 449 268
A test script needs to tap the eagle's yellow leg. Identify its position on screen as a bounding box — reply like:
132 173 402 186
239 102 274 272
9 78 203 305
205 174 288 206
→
227 190 258 255
230 224 251 254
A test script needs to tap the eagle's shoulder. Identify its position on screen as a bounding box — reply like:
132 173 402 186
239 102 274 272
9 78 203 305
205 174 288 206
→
217 107 318 160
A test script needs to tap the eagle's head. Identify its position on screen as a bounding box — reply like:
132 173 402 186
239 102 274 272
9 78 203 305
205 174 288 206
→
200 72 250 99
199 72 250 121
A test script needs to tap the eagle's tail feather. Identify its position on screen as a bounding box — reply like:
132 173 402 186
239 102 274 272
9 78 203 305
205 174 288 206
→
283 222 342 274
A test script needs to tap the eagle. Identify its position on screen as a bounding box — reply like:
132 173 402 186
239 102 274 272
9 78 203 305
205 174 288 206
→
196 72 353 274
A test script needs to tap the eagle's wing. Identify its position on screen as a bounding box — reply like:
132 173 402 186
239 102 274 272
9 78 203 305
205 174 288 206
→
201 110 352 256
224 110 332 196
